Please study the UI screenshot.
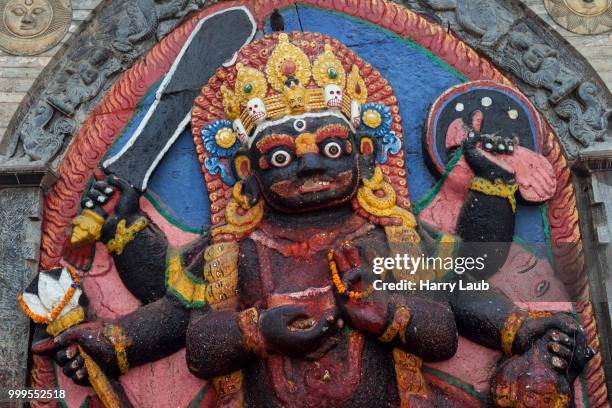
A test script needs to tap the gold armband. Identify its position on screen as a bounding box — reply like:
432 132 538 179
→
106 217 148 255
469 177 519 213
103 324 131 375
237 308 267 358
378 305 411 343
501 310 553 356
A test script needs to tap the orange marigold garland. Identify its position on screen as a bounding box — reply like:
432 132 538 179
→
328 248 374 300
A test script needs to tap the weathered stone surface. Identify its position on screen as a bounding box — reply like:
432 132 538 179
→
0 187 43 389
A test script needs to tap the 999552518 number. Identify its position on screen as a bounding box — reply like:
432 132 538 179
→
1 388 65 402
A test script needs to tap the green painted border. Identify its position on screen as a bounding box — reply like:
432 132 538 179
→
101 78 164 163
540 204 555 267
423 366 489 403
143 191 205 234
187 383 211 408
413 148 463 214
52 360 70 408
164 250 208 308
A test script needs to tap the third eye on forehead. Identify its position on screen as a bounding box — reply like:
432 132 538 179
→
256 115 350 141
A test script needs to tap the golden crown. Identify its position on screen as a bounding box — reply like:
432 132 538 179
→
221 33 368 147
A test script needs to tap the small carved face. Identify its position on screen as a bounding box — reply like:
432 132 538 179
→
516 372 568 408
249 115 359 213
324 84 342 109
4 0 52 38
79 61 99 85
284 86 306 112
247 98 267 124
523 45 556 71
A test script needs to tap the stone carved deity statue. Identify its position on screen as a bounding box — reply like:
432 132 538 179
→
31 31 593 408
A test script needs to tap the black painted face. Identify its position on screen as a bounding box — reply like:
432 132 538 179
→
249 115 359 213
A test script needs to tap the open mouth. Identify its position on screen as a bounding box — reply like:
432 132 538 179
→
298 178 333 193
270 171 354 198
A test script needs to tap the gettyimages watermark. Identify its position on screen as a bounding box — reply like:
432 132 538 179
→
341 241 606 303
371 253 489 292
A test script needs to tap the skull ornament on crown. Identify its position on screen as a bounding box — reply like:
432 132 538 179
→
246 98 267 124
324 84 343 109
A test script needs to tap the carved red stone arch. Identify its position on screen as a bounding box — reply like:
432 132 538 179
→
35 0 608 406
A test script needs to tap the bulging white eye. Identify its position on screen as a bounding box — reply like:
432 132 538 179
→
323 141 342 158
271 150 292 167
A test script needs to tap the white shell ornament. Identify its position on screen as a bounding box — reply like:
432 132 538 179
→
233 119 248 144
351 100 362 128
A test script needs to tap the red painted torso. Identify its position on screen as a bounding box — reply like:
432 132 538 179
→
248 215 374 407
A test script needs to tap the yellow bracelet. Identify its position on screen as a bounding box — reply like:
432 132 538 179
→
501 310 553 356
378 305 411 343
103 324 131 375
237 308 267 358
469 177 519 213
106 217 148 255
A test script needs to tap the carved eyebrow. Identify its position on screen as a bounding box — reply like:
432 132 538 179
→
256 134 295 153
315 124 349 143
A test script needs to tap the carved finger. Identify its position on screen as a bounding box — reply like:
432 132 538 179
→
551 355 568 371
93 181 114 195
548 341 573 361
54 325 84 347
62 359 79 378
106 175 133 192
268 305 309 327
549 330 575 348
554 313 580 334
69 357 83 372
342 243 361 268
87 188 108 204
55 344 79 365
81 196 96 209
74 367 88 382
333 250 351 273
296 312 336 342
